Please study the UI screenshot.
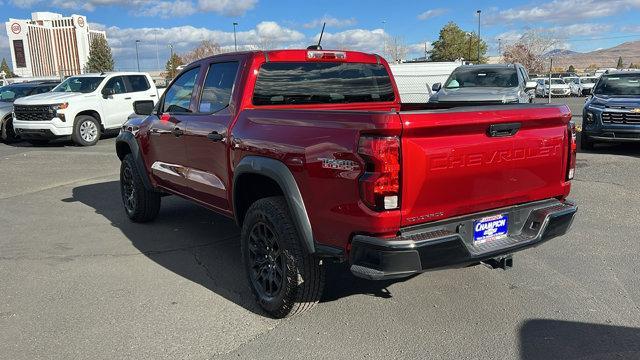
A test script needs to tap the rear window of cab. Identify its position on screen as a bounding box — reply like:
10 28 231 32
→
252 62 395 106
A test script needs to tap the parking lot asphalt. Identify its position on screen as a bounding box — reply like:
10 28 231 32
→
1 99 639 359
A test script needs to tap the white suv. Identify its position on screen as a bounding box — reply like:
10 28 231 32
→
13 72 158 146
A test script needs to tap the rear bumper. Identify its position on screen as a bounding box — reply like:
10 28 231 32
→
349 199 577 280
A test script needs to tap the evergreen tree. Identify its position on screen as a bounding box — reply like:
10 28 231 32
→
85 36 114 73
165 53 184 79
430 22 487 63
0 58 14 78
567 65 576 73
616 56 624 69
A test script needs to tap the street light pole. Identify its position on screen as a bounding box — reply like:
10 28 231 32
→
135 40 141 72
476 10 482 62
233 22 238 52
168 43 174 77
154 31 160 71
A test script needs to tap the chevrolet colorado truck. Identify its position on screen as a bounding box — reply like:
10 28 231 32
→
116 49 578 318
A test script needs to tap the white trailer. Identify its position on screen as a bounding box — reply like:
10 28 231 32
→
389 61 463 103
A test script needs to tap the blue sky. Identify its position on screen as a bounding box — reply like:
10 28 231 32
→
2 0 640 71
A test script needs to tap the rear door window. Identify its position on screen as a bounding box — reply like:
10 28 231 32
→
199 62 239 113
126 75 151 92
252 62 395 105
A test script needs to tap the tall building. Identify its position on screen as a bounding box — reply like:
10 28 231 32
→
5 12 107 77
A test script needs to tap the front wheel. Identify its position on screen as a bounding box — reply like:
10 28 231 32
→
241 196 325 318
72 115 101 146
120 153 161 222
1 116 19 143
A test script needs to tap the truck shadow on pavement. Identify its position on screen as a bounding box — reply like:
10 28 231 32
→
70 181 408 316
519 319 640 359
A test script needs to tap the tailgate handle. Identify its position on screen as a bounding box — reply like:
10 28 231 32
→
488 123 521 137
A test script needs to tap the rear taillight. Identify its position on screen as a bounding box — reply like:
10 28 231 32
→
567 121 577 180
358 136 400 211
307 51 346 60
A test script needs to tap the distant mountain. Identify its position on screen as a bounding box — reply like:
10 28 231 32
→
544 49 580 58
546 41 640 70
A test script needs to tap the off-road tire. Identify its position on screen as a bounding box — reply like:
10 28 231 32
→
120 153 161 222
241 196 325 318
72 115 101 146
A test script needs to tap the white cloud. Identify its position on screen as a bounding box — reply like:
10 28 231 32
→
621 25 640 32
96 21 305 69
197 0 257 16
11 0 256 17
547 23 612 37
317 28 387 52
488 0 640 23
417 8 448 20
303 16 357 29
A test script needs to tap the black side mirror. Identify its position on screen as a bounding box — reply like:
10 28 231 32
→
432 83 442 92
102 87 115 98
133 100 155 116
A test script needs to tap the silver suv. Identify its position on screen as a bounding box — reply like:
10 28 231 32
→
429 64 537 105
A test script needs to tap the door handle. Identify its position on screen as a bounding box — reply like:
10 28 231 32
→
488 123 521 137
124 97 132 100
172 127 184 137
207 131 224 142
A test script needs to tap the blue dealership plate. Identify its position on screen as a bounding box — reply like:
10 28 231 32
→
473 214 509 244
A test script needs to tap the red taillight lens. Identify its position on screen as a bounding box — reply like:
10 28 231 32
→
358 136 400 211
307 51 347 60
567 121 577 180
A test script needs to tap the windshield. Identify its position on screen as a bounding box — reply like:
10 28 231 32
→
593 74 640 96
53 77 104 93
444 67 518 88
564 77 579 84
0 85 35 102
581 77 596 84
550 79 566 85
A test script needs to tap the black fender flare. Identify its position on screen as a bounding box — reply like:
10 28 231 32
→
115 131 154 191
233 156 315 254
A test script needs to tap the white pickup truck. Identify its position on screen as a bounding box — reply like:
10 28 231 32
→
13 72 159 146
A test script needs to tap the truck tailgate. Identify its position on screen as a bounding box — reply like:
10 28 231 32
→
399 104 572 227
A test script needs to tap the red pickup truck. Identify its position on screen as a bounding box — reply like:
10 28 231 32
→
116 49 577 318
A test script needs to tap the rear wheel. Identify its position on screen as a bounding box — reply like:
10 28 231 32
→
120 153 161 222
72 115 101 146
241 196 325 318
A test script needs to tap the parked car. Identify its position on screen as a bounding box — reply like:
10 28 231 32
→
13 72 159 146
581 71 640 149
535 78 572 97
571 76 598 96
563 77 579 96
117 49 577 318
429 64 537 104
0 80 59 142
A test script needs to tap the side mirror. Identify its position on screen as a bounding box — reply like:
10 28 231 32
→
133 100 155 116
525 81 538 91
102 87 115 98
432 83 442 92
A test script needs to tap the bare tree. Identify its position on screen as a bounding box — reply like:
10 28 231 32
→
181 40 223 64
502 29 559 73
383 36 408 64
